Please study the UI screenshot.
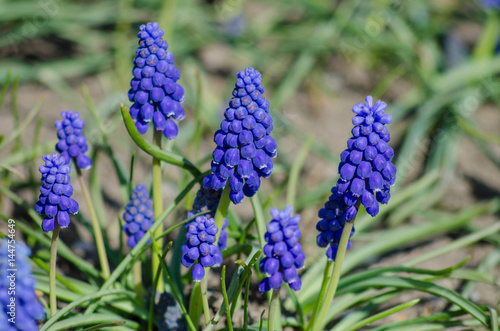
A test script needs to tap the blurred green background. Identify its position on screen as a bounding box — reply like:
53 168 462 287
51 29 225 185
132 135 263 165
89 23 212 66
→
1 0 500 326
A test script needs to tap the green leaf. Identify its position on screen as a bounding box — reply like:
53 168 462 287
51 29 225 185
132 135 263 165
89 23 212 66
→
343 299 420 331
48 314 133 331
120 104 201 177
0 93 45 151
337 276 490 327
41 289 135 331
84 171 209 315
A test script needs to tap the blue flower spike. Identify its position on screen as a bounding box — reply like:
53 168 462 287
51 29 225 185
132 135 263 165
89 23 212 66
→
35 153 79 233
123 184 154 248
0 240 45 331
187 186 230 266
203 67 276 204
181 215 220 281
55 110 92 169
259 206 305 293
128 22 185 139
316 96 396 260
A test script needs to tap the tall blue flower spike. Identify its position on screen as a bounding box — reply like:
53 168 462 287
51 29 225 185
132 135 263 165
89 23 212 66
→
203 67 276 204
154 292 187 331
259 206 305 293
55 110 92 169
316 96 396 260
35 153 79 232
0 240 45 331
128 22 185 139
122 184 154 248
181 215 220 281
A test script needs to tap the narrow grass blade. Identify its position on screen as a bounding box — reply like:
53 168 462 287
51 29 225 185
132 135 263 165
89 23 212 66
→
337 276 489 327
343 299 420 331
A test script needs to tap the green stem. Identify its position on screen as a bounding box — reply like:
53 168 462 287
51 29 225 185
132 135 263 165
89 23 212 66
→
286 136 314 208
473 10 499 60
313 220 355 331
201 276 211 325
268 287 281 331
152 130 164 290
76 164 110 279
49 223 60 318
243 273 251 331
307 260 334 330
250 194 266 247
214 184 231 244
221 266 233 331
133 260 142 298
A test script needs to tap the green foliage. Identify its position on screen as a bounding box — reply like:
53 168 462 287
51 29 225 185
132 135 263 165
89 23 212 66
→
2 0 500 330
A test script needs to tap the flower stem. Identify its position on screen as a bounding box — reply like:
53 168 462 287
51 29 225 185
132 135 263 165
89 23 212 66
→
133 259 142 298
201 276 211 325
49 222 60 318
268 287 281 331
307 260 334 331
312 220 355 331
152 130 164 290
213 184 231 244
76 164 110 279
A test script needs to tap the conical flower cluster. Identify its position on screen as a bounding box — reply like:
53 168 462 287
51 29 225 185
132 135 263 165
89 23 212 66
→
316 96 395 260
259 206 304 293
188 186 229 251
181 215 220 281
128 22 185 139
203 67 276 204
336 96 396 216
122 184 154 248
55 110 92 169
0 240 44 331
35 153 79 232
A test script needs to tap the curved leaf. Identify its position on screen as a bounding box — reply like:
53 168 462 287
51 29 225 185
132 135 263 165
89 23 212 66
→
337 275 490 327
120 104 201 177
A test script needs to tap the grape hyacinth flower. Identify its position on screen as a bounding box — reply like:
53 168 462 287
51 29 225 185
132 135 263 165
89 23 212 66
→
154 292 187 331
128 22 185 139
316 96 395 260
259 206 305 293
336 96 396 216
35 153 79 232
123 184 154 248
0 240 44 331
55 110 92 169
316 188 356 261
188 186 229 252
181 215 220 281
203 67 276 204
